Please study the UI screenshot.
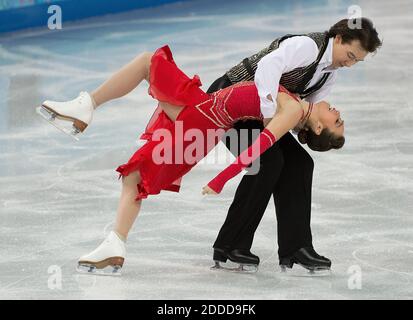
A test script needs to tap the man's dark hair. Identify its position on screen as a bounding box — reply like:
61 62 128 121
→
327 18 382 53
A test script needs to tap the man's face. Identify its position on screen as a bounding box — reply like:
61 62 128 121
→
332 35 368 69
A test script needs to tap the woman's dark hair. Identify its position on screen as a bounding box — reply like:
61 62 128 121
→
327 18 382 53
298 128 345 152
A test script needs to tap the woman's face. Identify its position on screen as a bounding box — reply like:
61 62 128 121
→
317 101 345 137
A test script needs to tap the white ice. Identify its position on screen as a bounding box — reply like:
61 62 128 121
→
0 0 412 300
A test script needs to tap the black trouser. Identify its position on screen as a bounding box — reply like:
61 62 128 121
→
207 75 313 258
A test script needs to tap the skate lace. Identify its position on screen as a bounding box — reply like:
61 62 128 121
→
78 92 88 104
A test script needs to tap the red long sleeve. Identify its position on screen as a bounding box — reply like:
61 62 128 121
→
207 128 277 193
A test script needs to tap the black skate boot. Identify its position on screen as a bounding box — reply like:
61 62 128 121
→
279 247 331 275
211 248 259 273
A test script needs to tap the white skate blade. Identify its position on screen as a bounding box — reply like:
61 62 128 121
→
211 261 258 273
76 263 123 277
36 106 81 141
280 264 332 277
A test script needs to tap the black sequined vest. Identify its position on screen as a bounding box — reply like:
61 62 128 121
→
225 32 331 99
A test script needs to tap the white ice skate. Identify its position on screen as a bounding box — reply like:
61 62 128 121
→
36 91 95 140
77 231 126 276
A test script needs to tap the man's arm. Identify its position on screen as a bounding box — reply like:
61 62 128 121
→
255 36 319 117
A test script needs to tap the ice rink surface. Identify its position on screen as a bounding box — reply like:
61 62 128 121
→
0 0 412 300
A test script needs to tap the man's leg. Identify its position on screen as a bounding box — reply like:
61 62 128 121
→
207 75 280 266
213 143 284 251
273 133 331 270
273 133 313 257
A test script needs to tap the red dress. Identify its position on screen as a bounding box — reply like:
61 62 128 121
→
116 46 299 200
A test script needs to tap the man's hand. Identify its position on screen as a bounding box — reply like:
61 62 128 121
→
202 185 218 195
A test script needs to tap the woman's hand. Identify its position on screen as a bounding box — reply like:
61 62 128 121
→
202 185 217 195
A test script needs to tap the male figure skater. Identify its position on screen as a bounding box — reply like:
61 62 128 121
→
207 18 381 272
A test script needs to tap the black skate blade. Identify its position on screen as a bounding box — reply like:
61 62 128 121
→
280 263 332 277
211 261 258 273
76 263 122 276
36 106 81 141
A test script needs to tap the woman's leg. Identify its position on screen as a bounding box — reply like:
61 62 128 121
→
77 170 143 274
112 99 185 239
113 170 143 240
91 52 153 108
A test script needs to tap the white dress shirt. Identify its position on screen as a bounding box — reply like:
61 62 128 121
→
254 36 337 118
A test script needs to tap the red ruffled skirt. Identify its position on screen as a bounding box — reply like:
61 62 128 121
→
116 46 223 200
115 46 299 200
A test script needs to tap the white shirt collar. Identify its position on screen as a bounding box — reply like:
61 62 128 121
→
320 37 336 71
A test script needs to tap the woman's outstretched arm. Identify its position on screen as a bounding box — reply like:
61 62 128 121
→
202 93 303 195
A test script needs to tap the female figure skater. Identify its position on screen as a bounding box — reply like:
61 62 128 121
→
38 46 344 275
